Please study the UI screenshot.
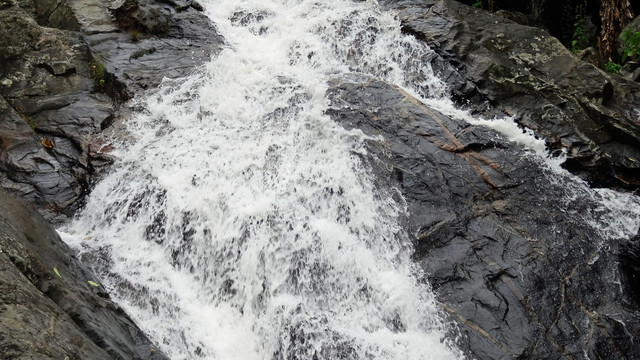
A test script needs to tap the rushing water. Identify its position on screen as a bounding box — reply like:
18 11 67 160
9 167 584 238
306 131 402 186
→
61 0 462 359
60 0 640 359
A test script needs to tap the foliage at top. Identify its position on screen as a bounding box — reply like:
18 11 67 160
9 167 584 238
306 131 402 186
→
620 30 640 63
571 4 589 53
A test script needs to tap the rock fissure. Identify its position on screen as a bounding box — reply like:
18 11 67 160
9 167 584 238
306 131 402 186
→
441 303 516 359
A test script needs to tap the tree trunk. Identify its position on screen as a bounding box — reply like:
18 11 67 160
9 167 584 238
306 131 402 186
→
599 0 635 60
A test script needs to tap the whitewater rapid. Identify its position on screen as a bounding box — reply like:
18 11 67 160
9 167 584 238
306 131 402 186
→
61 0 463 358
59 0 640 359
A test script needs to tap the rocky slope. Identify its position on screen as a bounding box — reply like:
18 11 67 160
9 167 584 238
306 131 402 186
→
328 75 640 360
381 0 640 190
2 0 640 359
0 189 170 359
1 0 222 357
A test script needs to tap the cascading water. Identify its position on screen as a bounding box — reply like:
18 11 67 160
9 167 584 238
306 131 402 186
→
59 0 640 358
60 0 463 359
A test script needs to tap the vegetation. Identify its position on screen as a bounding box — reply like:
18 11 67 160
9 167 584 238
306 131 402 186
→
571 4 589 53
620 30 640 63
605 60 622 73
472 0 482 8
604 30 639 73
18 113 36 130
89 54 106 90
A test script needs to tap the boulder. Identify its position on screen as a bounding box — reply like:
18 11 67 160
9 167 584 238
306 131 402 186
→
88 0 223 92
381 0 640 190
0 189 169 359
0 3 117 221
327 75 640 360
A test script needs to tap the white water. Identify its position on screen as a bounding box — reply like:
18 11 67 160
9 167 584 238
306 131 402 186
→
60 0 640 358
61 0 462 359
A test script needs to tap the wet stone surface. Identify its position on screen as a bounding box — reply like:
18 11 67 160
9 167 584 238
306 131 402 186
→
0 189 170 359
327 76 640 360
0 0 223 222
381 0 640 190
0 0 223 357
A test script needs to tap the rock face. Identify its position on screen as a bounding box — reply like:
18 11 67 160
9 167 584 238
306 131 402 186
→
0 189 169 359
327 76 640 360
381 0 640 190
0 0 223 222
0 0 222 357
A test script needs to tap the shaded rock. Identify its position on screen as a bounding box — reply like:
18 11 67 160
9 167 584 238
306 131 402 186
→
0 189 169 359
113 0 170 35
576 46 602 67
327 76 640 360
494 10 537 27
382 0 640 190
620 61 640 82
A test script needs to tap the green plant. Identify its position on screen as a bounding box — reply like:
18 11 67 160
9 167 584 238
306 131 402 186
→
472 0 482 8
620 30 640 63
89 54 106 90
605 60 622 73
571 5 588 53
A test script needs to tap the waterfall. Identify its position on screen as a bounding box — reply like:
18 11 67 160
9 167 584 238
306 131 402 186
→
60 0 464 358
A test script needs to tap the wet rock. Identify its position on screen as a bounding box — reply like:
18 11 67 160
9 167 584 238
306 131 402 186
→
0 4 111 221
620 61 640 82
0 0 222 357
327 76 640 360
93 0 223 92
382 0 640 190
0 189 170 359
0 0 223 221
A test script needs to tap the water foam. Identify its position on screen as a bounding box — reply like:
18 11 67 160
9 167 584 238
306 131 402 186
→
61 0 463 358
60 0 640 358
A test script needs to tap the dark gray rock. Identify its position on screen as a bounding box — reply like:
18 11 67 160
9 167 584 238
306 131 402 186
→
0 189 170 359
327 76 640 360
0 0 223 221
620 61 640 82
382 0 640 190
98 0 223 91
0 3 115 221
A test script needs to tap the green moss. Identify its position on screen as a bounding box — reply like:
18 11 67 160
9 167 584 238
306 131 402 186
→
18 113 36 130
570 4 588 53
